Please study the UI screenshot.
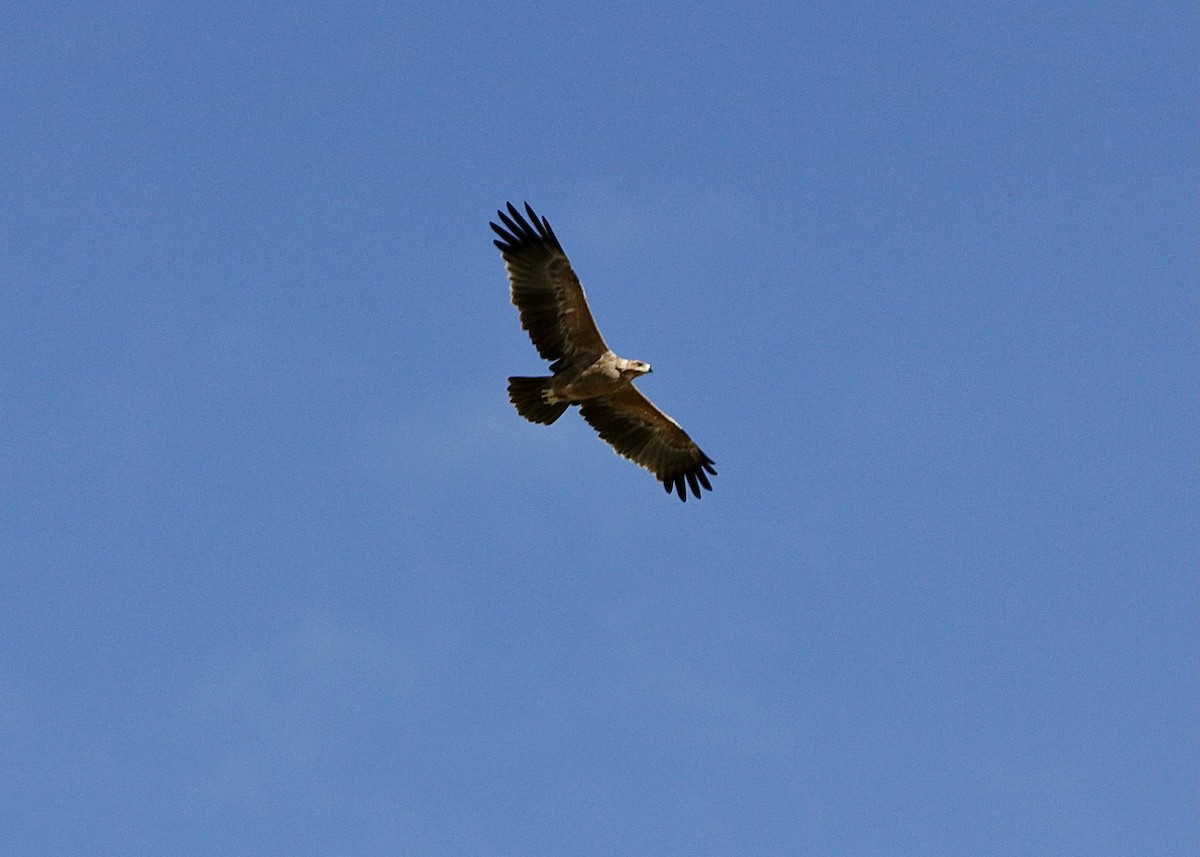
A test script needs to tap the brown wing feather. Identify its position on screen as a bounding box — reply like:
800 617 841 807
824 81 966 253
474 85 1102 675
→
491 202 607 371
578 386 717 501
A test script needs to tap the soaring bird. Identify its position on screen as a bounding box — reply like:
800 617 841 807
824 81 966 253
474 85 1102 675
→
492 202 716 501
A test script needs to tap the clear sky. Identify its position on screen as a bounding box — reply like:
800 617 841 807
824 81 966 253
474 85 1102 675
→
2 2 1196 855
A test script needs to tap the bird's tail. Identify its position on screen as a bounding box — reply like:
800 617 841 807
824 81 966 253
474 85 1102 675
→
508 376 569 425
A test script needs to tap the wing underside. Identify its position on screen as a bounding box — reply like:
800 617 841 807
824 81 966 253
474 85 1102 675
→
491 202 607 370
578 386 717 501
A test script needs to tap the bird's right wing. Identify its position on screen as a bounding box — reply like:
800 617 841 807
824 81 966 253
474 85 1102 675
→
491 202 608 371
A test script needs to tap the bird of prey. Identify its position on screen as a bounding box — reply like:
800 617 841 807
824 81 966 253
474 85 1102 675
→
491 202 716 501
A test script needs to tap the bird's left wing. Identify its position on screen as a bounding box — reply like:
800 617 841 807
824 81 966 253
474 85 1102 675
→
579 386 717 501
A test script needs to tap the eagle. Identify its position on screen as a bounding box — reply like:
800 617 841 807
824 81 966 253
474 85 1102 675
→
492 202 717 501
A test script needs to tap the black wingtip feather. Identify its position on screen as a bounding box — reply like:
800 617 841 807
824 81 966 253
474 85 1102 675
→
504 202 538 241
493 202 561 255
659 455 717 502
497 209 522 237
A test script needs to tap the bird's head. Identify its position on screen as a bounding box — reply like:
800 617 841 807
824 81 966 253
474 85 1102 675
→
620 359 653 377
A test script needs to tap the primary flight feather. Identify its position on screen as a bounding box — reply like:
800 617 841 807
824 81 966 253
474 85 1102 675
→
492 202 716 501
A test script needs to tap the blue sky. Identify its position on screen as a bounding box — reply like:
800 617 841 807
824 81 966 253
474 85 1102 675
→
2 2 1196 854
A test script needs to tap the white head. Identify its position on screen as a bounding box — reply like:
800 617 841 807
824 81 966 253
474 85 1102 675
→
618 358 653 377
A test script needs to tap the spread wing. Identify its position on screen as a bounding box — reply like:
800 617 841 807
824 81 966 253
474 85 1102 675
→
579 386 717 501
491 202 608 371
